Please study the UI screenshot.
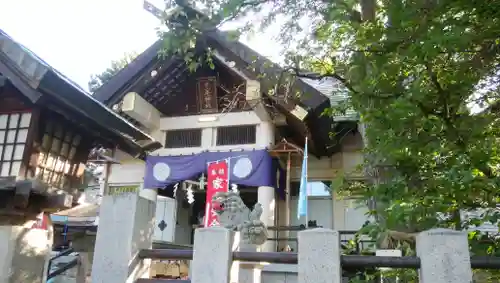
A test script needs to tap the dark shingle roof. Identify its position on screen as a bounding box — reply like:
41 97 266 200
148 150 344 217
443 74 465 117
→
300 77 357 121
0 29 161 155
89 5 359 156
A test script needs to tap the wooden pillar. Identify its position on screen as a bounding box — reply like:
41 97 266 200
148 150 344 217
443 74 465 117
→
285 152 291 249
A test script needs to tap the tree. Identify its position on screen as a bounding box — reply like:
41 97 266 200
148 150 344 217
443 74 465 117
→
159 0 500 279
88 52 138 92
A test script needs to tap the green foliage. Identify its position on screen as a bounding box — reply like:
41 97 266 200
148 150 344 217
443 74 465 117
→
158 0 500 280
88 52 138 92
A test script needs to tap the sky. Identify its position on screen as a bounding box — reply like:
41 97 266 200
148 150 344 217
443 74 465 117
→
0 0 283 92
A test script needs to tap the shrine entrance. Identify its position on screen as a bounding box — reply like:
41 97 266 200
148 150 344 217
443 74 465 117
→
145 149 283 249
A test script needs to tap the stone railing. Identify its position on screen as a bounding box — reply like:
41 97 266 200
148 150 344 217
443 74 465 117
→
137 227 500 283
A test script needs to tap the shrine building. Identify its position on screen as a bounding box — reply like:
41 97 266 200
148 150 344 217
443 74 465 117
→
0 29 160 280
88 3 370 261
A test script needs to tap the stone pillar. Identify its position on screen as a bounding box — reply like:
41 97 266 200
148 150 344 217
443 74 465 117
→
257 122 274 148
298 228 342 283
91 189 157 283
416 228 472 283
257 186 275 252
230 232 262 283
0 226 52 283
192 227 233 283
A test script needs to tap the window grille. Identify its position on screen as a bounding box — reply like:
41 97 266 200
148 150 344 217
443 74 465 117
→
35 120 82 189
165 129 202 148
216 125 256 146
0 112 31 177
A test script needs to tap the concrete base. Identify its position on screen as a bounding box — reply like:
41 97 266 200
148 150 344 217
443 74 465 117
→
0 226 52 283
91 191 156 283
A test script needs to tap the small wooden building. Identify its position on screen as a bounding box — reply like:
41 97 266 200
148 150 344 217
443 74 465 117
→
0 29 161 224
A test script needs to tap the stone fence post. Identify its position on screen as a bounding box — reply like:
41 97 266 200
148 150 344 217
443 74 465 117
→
298 228 342 283
191 227 233 283
416 228 472 283
296 228 473 283
190 228 473 283
0 226 52 283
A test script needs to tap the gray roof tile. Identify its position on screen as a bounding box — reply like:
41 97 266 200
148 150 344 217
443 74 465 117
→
300 77 358 121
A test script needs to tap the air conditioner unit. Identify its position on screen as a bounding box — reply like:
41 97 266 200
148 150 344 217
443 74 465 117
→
121 92 161 130
246 80 260 101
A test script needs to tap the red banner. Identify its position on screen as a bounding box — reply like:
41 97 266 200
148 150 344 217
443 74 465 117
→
31 212 50 231
204 160 229 227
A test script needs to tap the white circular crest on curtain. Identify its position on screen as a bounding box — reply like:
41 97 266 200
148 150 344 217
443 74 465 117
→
153 162 171 181
233 157 253 178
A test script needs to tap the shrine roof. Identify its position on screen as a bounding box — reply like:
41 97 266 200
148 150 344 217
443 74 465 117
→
0 29 161 157
91 5 358 157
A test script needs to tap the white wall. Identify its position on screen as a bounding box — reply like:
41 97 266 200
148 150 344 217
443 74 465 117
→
154 111 273 156
331 196 372 239
288 132 365 181
290 196 334 227
104 127 367 248
154 196 177 243
283 194 370 251
106 150 146 186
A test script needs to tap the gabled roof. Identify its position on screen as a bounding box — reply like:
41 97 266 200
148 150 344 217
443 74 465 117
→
93 40 164 105
269 139 304 155
301 77 358 121
0 29 161 157
94 29 336 113
92 6 358 156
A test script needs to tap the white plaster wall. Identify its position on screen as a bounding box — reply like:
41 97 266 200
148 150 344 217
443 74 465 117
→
154 111 273 156
282 195 370 251
155 196 177 243
108 133 363 185
106 150 146 185
105 128 367 249
288 132 365 181
107 162 145 185
288 151 364 181
290 197 333 230
159 111 263 130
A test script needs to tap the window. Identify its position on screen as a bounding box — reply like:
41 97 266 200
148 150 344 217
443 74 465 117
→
165 129 202 148
35 121 82 189
308 181 332 197
291 181 331 197
0 112 31 177
216 125 256 146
